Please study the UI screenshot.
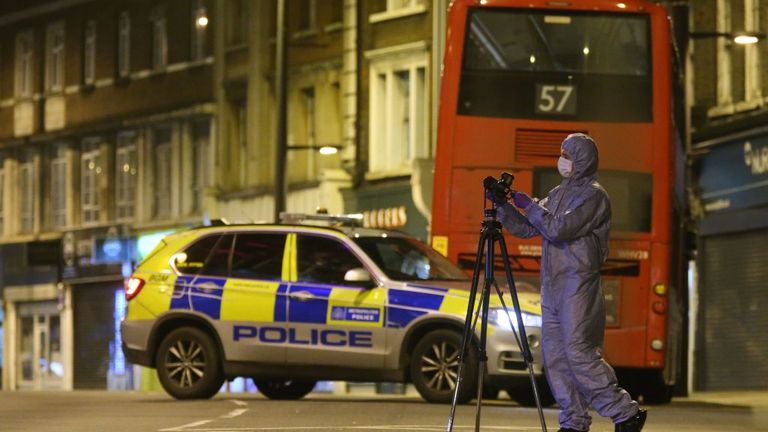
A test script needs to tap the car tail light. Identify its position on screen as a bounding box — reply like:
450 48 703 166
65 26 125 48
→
125 277 145 301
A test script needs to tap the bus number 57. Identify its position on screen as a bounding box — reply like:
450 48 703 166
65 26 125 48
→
535 84 576 115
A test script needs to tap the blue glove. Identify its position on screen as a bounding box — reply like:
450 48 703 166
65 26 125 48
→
485 189 508 206
512 191 532 209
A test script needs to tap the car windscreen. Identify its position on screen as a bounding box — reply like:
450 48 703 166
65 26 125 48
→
459 8 652 122
353 236 470 282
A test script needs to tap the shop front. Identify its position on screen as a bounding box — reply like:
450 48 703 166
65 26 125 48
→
1 240 69 391
694 130 768 390
342 178 430 241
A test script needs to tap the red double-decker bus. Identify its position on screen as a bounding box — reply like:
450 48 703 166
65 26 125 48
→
431 0 685 402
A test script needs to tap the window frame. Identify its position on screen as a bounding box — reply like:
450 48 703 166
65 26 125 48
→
50 143 69 229
151 9 168 71
80 138 102 225
367 47 429 176
83 20 96 85
230 232 288 281
46 21 65 93
118 11 131 78
0 154 5 236
191 0 208 61
16 30 34 98
115 131 138 221
18 150 36 234
153 127 173 219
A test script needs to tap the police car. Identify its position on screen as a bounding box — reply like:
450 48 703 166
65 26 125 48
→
121 213 549 405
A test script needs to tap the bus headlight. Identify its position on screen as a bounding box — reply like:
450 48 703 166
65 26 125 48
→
489 308 542 330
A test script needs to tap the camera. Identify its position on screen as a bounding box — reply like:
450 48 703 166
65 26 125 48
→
483 172 515 204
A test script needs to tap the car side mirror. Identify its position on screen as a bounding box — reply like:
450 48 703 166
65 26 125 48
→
344 268 373 286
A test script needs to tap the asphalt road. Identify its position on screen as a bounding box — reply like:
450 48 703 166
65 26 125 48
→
1 391 767 432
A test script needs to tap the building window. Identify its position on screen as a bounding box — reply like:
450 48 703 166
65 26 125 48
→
19 150 35 234
116 131 138 220
118 11 131 78
50 144 68 229
191 121 210 212
192 0 209 61
151 9 167 70
81 139 102 224
302 87 316 179
387 0 423 10
153 127 172 218
83 20 96 85
369 54 428 173
0 154 5 236
16 30 34 97
46 22 65 93
328 0 343 25
226 0 247 46
237 101 248 186
297 0 317 33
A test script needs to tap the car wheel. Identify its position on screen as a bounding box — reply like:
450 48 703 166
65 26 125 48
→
410 329 477 404
156 327 224 400
254 379 317 400
507 377 556 407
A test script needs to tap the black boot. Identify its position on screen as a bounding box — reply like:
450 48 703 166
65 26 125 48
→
615 409 647 432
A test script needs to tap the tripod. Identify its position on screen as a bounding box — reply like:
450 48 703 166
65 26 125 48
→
446 205 548 432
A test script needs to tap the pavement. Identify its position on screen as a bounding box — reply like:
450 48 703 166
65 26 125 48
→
678 390 768 410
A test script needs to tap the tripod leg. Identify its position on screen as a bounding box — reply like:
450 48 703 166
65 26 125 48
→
446 227 489 432
474 276 493 432
496 232 548 432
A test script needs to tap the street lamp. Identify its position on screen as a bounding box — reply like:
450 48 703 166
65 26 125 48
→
689 31 766 45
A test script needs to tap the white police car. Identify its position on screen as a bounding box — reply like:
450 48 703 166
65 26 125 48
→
121 213 548 404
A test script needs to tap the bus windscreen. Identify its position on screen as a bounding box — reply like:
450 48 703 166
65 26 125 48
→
459 9 652 122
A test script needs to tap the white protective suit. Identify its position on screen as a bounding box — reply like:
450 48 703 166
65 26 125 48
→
498 133 639 431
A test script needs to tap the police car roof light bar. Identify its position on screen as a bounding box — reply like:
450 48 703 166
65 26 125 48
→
279 212 364 227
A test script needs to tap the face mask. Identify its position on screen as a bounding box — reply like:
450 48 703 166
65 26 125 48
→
558 156 573 178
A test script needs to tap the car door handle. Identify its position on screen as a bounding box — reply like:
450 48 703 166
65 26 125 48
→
194 282 220 292
289 290 315 301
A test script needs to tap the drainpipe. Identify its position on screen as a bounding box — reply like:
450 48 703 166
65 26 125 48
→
274 0 288 222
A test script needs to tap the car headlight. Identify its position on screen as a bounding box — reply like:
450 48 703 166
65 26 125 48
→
489 308 542 330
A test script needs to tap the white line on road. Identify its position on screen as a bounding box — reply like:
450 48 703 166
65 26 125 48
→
166 425 541 431
221 408 248 419
230 399 248 407
159 419 214 431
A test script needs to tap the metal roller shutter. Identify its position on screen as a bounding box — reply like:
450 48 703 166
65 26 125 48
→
697 229 768 390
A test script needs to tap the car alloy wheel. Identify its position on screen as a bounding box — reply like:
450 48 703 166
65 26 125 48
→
410 329 476 404
420 340 460 393
156 327 223 399
164 339 206 388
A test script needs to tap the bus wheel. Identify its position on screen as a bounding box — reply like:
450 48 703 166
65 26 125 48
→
156 327 224 400
410 329 477 404
642 372 674 404
506 377 555 407
254 379 316 400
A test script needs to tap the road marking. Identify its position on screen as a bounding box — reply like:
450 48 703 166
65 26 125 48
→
159 420 213 431
167 425 541 431
221 408 248 419
230 399 248 407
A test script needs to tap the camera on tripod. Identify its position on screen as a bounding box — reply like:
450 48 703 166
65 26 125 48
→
483 172 515 205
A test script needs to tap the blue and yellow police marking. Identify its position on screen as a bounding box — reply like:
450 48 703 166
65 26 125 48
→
281 233 297 282
327 286 386 328
220 279 283 322
127 272 174 320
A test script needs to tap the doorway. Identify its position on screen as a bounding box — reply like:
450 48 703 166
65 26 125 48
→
16 301 64 390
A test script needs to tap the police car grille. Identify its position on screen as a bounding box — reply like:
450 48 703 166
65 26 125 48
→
499 351 527 371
